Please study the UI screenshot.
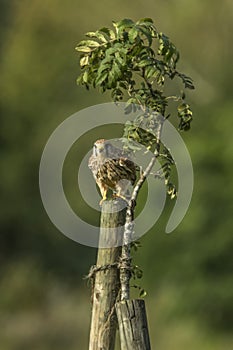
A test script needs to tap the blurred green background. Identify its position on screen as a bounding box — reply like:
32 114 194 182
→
0 0 233 349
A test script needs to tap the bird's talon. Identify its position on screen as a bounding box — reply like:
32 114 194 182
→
99 198 107 206
112 193 128 203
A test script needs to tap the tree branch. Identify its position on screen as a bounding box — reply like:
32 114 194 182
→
120 116 164 301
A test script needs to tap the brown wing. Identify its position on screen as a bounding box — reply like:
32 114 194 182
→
96 158 136 190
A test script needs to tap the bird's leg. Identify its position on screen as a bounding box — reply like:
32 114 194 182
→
98 183 108 206
112 193 128 203
113 182 129 203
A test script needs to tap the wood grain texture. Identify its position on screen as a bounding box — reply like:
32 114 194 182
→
89 199 126 350
116 299 151 350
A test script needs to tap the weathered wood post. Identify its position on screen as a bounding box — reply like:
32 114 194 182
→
115 299 151 350
88 199 126 350
116 198 152 350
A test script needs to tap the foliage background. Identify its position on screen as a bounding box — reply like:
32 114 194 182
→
0 0 232 349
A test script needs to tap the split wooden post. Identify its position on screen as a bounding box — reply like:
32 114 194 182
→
116 198 152 349
88 199 126 350
116 299 151 350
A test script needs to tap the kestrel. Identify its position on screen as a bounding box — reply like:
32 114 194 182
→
88 139 137 203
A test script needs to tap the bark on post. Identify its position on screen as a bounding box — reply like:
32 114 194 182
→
88 199 126 350
116 299 151 350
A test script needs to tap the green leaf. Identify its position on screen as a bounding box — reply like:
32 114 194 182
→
111 88 123 101
108 69 116 86
112 61 122 78
99 27 116 40
128 27 139 42
115 18 134 29
105 47 117 57
178 73 195 90
109 29 116 40
75 46 92 53
178 103 193 130
137 59 152 68
145 65 157 79
136 18 153 25
95 71 108 86
95 30 110 43
83 70 89 83
137 26 152 45
80 56 89 67
115 52 126 66
97 64 109 76
139 288 147 298
85 31 97 38
167 183 177 199
135 267 143 279
78 40 100 47
76 75 83 85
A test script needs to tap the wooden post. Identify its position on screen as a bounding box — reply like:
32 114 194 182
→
88 199 126 350
116 299 151 350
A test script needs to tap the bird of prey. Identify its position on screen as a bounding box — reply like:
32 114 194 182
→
88 139 137 203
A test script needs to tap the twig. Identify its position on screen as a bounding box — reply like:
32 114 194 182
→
120 115 164 301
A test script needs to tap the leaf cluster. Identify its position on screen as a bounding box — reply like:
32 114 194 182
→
131 265 147 298
76 17 194 132
156 146 177 200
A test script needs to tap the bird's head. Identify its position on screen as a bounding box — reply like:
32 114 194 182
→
92 139 123 161
93 139 110 157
